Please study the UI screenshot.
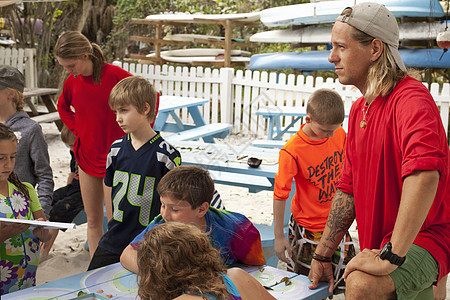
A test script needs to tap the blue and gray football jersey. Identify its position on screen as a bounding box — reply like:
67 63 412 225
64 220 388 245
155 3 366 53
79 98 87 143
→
100 133 181 254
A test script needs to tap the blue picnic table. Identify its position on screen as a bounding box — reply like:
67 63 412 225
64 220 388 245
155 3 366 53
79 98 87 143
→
154 95 232 143
255 105 349 148
173 141 280 188
256 105 307 141
3 262 330 299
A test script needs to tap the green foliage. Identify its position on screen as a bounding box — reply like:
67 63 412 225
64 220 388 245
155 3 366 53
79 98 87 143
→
259 43 292 53
113 0 149 28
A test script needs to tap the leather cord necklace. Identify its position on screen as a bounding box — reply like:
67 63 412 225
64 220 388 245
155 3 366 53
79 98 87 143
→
360 101 373 128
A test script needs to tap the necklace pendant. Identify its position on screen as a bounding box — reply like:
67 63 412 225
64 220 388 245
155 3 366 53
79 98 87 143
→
360 120 367 128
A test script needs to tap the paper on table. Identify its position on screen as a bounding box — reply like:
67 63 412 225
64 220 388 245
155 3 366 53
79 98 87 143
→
0 217 76 230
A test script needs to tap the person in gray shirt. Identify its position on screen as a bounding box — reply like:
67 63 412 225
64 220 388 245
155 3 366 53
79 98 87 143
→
0 65 54 218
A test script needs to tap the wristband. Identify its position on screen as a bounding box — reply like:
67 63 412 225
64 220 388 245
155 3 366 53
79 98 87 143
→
312 253 332 263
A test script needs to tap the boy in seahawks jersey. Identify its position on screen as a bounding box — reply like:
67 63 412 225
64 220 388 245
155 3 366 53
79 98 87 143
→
87 76 181 270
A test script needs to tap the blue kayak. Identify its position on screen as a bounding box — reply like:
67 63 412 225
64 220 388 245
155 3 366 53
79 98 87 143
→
260 0 445 27
249 49 450 71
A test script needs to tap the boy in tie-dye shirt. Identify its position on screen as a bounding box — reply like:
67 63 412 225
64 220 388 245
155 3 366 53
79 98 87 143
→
120 166 265 273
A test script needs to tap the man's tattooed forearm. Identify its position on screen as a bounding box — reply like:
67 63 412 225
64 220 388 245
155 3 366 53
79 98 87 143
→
323 244 335 251
325 190 355 244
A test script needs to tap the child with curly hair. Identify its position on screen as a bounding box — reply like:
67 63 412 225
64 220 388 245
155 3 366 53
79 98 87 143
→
137 222 275 300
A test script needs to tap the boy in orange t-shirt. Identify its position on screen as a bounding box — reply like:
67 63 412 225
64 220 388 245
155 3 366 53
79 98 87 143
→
273 88 355 287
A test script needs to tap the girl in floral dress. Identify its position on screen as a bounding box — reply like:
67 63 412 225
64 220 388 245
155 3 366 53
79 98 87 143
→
0 123 51 295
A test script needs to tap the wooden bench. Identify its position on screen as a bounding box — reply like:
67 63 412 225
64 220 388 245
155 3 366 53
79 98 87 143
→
24 88 63 131
30 111 61 123
251 139 287 149
209 170 272 193
164 123 232 143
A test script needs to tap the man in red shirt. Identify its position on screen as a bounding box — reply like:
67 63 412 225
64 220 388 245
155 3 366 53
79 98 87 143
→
308 2 449 299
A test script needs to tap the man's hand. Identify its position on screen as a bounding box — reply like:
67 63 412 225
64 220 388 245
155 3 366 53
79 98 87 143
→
308 258 335 294
274 235 291 264
343 249 397 279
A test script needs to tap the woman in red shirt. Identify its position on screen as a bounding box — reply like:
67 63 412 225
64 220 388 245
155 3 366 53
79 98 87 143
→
55 31 132 256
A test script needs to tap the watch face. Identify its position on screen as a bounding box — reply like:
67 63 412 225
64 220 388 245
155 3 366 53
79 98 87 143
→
380 242 391 259
379 242 405 266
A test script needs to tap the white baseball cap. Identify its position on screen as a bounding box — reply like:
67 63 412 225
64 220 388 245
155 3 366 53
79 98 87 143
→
336 2 406 72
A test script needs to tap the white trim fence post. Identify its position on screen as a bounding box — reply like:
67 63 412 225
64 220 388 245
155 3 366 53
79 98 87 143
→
220 67 235 124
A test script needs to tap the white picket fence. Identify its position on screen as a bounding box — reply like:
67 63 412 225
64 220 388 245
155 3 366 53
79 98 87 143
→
114 62 450 140
0 48 37 89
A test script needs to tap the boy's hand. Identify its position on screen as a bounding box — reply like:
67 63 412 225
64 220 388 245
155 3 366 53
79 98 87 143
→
32 218 53 242
0 221 30 243
274 235 292 264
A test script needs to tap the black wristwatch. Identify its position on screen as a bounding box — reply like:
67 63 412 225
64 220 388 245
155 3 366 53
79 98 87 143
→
379 242 406 266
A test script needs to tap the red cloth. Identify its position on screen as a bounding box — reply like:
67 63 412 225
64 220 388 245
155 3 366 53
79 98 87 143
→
336 76 449 281
57 63 132 177
274 124 346 231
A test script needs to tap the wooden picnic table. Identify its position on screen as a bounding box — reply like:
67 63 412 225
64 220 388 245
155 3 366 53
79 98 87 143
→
23 88 63 130
130 13 259 67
